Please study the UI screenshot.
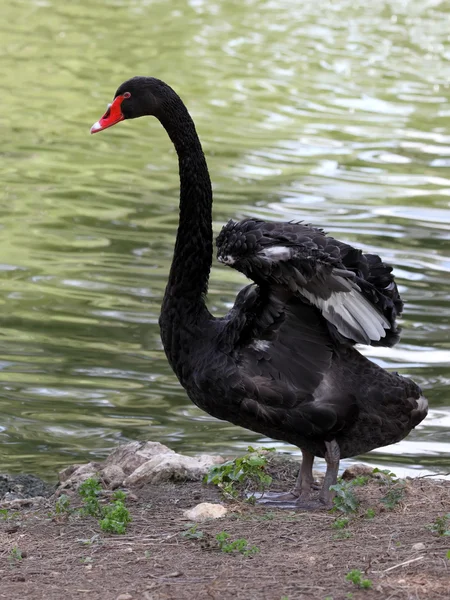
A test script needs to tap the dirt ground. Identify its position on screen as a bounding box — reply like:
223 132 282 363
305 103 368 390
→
0 458 449 600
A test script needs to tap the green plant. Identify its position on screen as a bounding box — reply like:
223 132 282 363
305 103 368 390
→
215 531 260 556
0 509 20 521
372 467 405 510
351 476 370 487
333 530 352 540
112 490 127 501
446 550 450 559
365 508 376 519
345 569 372 589
205 446 274 500
78 477 103 517
77 534 100 546
427 514 450 536
372 467 398 482
78 479 131 534
330 480 359 513
332 517 350 529
55 494 72 515
80 556 93 564
380 482 405 510
182 525 205 540
99 493 132 534
260 511 275 520
9 547 23 562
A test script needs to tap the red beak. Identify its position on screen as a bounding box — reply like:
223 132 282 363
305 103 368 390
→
90 95 126 134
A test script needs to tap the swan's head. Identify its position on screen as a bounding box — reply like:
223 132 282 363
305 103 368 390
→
90 77 175 134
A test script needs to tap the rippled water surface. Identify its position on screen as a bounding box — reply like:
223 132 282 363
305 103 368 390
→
0 0 449 479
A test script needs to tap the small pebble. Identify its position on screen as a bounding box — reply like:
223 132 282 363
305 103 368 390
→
412 542 426 551
116 594 133 600
183 502 227 522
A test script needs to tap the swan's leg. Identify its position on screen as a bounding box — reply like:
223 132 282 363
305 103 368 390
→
293 449 316 498
283 440 340 510
256 449 316 503
318 439 340 507
278 440 340 510
256 442 340 510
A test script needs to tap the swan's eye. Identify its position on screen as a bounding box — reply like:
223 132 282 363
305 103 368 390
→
123 92 131 99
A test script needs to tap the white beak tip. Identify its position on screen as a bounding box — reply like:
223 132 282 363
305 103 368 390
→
90 121 102 134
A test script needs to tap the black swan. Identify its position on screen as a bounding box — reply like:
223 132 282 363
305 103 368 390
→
91 77 428 509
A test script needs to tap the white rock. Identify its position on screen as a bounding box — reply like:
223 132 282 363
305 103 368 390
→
412 542 426 551
0 496 45 509
101 465 125 489
124 453 224 486
342 464 374 481
58 464 82 483
58 462 102 487
183 502 228 521
105 442 174 475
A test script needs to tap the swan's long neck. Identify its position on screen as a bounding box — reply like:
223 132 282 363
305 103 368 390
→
159 98 213 324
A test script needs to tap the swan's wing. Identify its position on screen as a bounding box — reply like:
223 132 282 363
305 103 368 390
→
216 219 401 347
222 289 358 439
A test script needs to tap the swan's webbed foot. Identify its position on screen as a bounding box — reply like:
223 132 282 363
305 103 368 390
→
255 485 317 504
256 490 301 503
292 497 333 511
255 441 341 512
255 490 312 507
254 494 331 510
255 449 317 506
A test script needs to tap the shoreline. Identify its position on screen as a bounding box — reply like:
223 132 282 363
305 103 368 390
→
1 443 449 599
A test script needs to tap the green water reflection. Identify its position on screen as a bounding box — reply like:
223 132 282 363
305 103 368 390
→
0 0 449 479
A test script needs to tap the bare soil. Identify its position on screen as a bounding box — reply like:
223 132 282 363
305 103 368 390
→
0 459 449 600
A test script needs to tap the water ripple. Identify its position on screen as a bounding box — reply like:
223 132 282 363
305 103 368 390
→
0 0 448 477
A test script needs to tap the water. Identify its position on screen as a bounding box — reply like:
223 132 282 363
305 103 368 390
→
0 0 449 480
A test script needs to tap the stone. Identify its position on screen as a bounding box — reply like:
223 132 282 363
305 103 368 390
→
58 462 102 489
0 474 55 500
124 453 224 486
412 542 426 551
58 464 81 483
3 492 24 501
101 465 125 489
342 464 374 481
105 441 174 475
0 496 45 509
183 502 228 522
116 594 133 600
